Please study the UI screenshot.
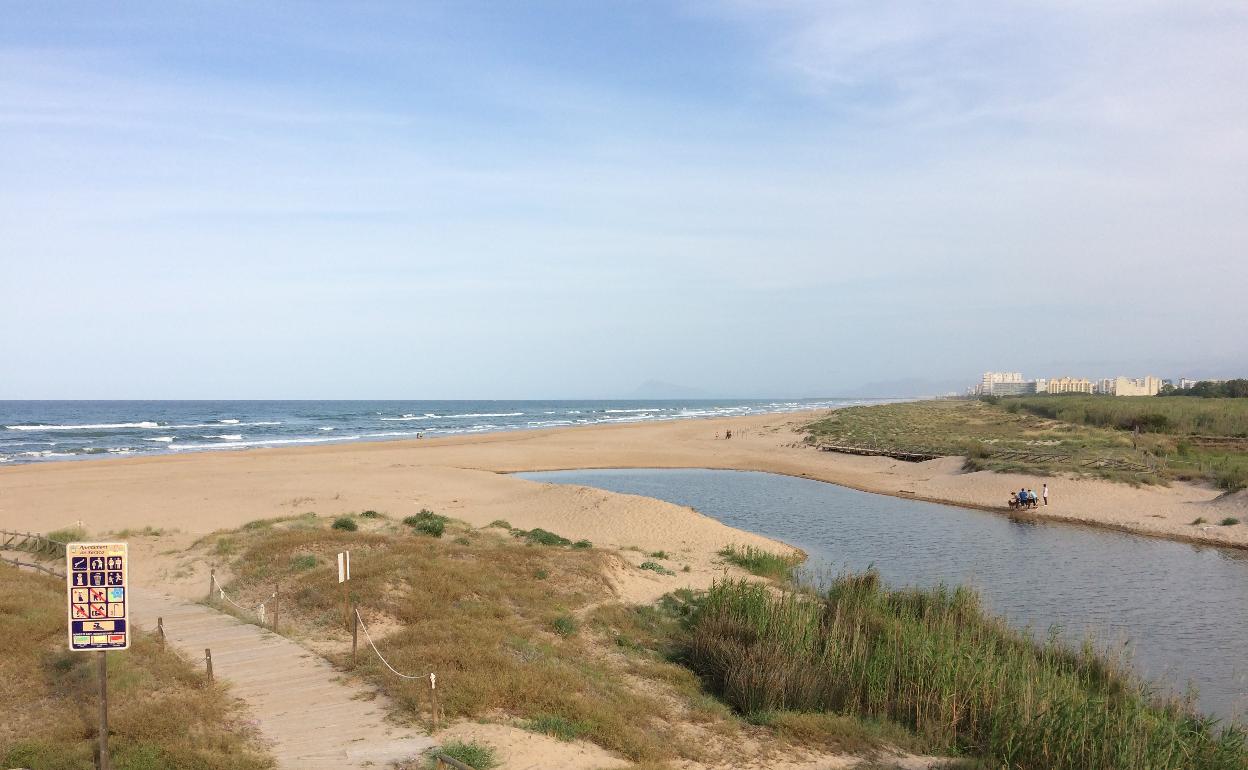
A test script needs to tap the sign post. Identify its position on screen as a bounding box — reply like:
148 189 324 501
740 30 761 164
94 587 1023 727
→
338 550 351 631
67 541 129 770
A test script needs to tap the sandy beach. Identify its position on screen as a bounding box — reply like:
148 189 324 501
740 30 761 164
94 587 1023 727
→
3 408 1244 558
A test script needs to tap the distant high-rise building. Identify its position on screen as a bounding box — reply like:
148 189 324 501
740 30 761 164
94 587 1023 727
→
1112 376 1162 397
978 372 1024 395
1047 377 1095 394
1179 378 1200 390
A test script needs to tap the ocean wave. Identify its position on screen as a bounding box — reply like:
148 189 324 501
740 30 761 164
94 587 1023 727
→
6 421 160 431
602 408 667 414
442 412 524 419
320 426 336 431
170 435 363 451
5 419 281 431
202 434 243 440
379 413 438 421
145 437 175 443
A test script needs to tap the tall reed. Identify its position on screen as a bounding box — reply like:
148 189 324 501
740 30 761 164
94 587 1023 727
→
685 574 1247 770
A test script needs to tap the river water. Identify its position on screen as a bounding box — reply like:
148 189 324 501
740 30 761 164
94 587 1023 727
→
518 468 1248 722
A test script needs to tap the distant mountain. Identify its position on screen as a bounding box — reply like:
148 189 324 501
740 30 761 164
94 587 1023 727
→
842 378 966 398
627 380 711 399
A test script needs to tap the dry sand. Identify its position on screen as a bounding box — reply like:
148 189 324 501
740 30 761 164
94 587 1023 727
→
8 409 1229 769
2 408 1241 555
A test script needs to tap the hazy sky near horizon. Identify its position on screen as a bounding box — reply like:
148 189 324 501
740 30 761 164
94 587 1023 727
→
2 2 1246 398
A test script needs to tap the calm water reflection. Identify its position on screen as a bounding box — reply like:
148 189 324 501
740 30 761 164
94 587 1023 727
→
518 468 1248 722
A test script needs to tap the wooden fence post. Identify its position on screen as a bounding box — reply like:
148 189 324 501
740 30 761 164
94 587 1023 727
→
157 617 165 648
207 567 215 601
351 607 358 666
205 649 213 682
272 583 280 633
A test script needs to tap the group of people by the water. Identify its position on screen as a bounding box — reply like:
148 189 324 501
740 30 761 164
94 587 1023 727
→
1009 483 1048 510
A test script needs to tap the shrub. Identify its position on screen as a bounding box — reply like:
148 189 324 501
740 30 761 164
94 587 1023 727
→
291 554 318 570
360 510 382 518
513 528 572 546
718 544 802 581
1221 517 1240 526
404 510 448 538
1192 517 1208 525
526 714 590 741
332 517 358 532
431 740 498 770
552 613 579 636
648 551 669 559
572 539 593 549
640 561 674 576
534 569 549 580
488 519 512 529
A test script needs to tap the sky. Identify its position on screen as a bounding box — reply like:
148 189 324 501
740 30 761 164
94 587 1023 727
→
2 1 1246 398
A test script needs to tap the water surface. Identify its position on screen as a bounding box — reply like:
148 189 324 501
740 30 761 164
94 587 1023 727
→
519 467 1248 722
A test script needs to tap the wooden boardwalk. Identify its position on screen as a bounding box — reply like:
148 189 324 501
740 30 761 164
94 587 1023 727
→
130 589 433 769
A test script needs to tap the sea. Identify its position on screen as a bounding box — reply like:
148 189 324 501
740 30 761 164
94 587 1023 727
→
0 399 868 466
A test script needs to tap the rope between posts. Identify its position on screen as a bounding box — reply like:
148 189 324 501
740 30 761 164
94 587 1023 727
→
211 573 259 613
354 608 425 680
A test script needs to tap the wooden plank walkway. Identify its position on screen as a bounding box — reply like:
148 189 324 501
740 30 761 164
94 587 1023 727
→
129 589 433 769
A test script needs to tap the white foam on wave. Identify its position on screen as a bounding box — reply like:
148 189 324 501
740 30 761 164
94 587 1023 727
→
6 421 160 431
170 435 363 451
380 413 438 421
5 419 281 431
320 426 336 431
442 412 524 419
145 436 175 443
202 434 243 440
603 408 667 414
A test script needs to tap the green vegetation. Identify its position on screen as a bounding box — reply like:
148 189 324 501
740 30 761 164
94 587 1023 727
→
403 510 448 538
487 519 512 529
47 525 87 543
572 539 593 549
0 565 272 770
1221 518 1240 526
525 714 591 741
331 516 358 532
639 561 674 576
805 399 1248 490
1193 517 1209 526
359 510 383 519
648 550 670 559
431 740 498 769
551 613 578 637
512 527 572 546
1161 380 1248 399
291 553 318 570
684 574 1247 770
718 544 802 581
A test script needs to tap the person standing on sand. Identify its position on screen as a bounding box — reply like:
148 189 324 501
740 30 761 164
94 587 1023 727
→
1043 483 1049 506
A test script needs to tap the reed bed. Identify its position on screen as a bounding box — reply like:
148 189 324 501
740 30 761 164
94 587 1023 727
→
684 573 1248 770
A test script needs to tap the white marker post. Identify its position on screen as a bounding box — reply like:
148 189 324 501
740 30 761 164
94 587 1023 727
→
338 550 351 631
67 541 130 770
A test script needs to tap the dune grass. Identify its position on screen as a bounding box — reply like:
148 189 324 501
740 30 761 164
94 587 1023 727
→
212 519 699 763
806 399 1248 490
0 565 272 770
683 573 1248 770
718 544 802 581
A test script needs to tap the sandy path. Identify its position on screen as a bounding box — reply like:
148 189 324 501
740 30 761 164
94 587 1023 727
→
0 409 1240 552
129 589 433 769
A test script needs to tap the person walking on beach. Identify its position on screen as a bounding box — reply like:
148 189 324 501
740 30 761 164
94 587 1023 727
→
1042 483 1049 506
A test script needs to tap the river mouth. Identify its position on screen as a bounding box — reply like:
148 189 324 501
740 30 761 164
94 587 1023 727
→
517 467 1248 723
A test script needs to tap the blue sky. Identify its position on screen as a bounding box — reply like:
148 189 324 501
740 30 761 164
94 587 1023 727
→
2 1 1245 398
